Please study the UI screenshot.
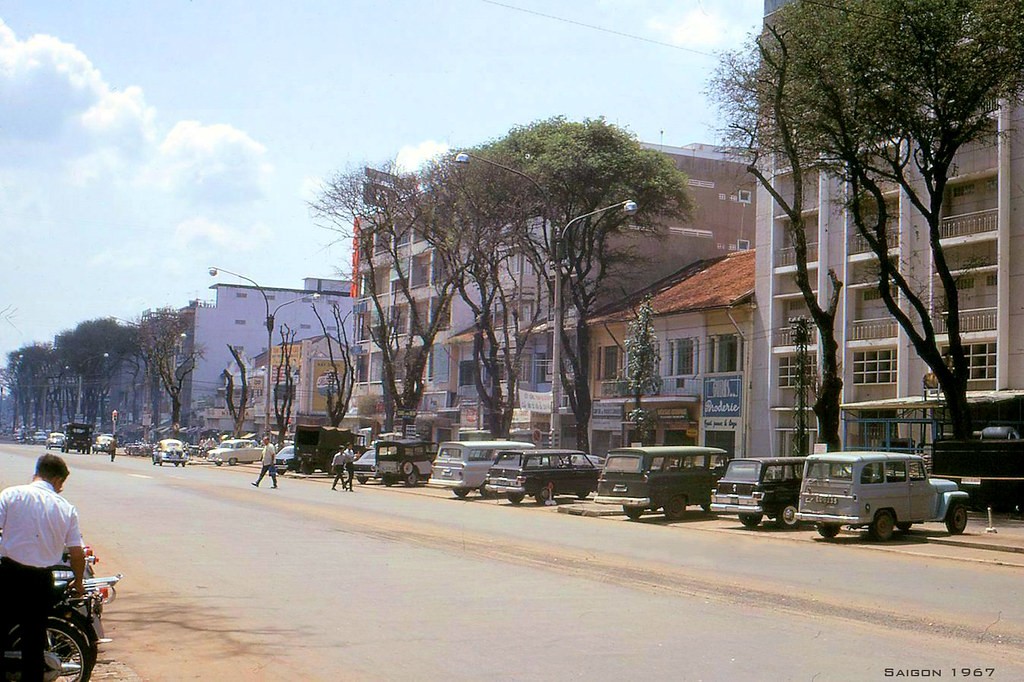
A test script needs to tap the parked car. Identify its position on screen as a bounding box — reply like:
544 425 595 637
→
31 430 49 444
485 449 601 505
208 439 262 466
152 439 188 467
594 446 731 521
125 441 153 457
274 445 295 472
711 457 806 529
430 440 535 498
45 432 66 450
375 439 435 486
353 449 377 484
796 451 970 541
93 433 116 455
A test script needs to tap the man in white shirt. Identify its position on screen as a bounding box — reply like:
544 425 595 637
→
0 454 85 681
252 436 279 488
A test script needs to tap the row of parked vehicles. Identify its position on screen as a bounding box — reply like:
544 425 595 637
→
348 438 972 542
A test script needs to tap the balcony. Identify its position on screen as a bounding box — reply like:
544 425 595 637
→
939 208 997 240
848 231 898 256
934 307 997 334
660 376 702 397
775 242 819 268
849 317 897 341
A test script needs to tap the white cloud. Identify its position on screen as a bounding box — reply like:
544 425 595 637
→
152 121 272 204
395 140 449 173
172 216 272 252
647 5 758 50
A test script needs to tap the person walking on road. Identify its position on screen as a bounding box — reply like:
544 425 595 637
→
252 436 278 488
0 454 86 682
109 435 117 462
332 445 355 491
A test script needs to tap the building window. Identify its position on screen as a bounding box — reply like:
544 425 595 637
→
533 354 550 385
737 189 752 204
600 346 621 381
948 342 997 380
779 354 817 388
236 292 248 298
235 320 246 325
707 334 741 373
459 360 477 387
300 324 311 330
853 349 896 384
668 338 697 376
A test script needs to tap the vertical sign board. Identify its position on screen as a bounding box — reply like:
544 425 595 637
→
702 375 743 453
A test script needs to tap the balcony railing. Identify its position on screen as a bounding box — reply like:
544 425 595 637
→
849 317 897 341
848 230 898 255
934 307 997 334
775 242 819 268
939 208 997 240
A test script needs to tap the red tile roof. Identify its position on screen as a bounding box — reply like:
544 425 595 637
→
591 249 755 324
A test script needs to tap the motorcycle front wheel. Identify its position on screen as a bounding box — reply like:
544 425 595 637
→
46 616 95 682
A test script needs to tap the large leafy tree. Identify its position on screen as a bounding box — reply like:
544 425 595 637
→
488 117 692 450
731 0 1024 439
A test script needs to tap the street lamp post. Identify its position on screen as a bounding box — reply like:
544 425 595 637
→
549 201 637 447
209 267 317 439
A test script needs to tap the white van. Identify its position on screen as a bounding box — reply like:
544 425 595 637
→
431 440 535 498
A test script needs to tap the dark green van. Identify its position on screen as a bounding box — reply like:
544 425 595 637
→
594 446 730 521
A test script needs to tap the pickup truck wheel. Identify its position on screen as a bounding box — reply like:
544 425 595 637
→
452 489 470 499
896 521 914 532
945 502 968 535
775 504 799 529
816 523 840 539
507 492 525 505
624 506 644 521
869 510 895 542
535 485 552 505
356 476 368 485
739 513 763 528
404 468 420 487
228 457 238 466
663 496 687 521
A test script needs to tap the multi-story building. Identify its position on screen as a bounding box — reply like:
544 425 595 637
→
188 277 352 433
587 250 755 457
749 103 1022 455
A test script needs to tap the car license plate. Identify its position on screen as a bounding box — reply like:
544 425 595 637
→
813 494 838 505
739 498 755 506
961 476 981 485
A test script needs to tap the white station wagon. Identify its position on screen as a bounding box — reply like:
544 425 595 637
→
208 439 262 466
797 451 970 541
430 440 535 498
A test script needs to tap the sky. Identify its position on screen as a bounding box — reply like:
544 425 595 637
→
0 0 765 364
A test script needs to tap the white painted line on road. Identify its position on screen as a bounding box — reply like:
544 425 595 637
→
128 474 153 479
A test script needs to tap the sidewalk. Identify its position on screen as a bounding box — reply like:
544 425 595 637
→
559 503 1024 556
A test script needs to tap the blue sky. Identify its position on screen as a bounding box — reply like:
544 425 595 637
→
0 0 764 362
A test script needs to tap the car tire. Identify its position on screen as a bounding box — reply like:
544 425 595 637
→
215 461 222 466
228 457 237 466
945 502 968 535
576 491 590 500
775 504 799 529
700 502 712 513
383 476 394 487
478 486 492 499
624 506 644 521
404 468 419 487
739 513 763 528
356 476 368 485
453 489 470 499
507 492 525 505
816 523 841 539
535 485 552 505
869 509 896 542
896 521 914 532
663 496 687 521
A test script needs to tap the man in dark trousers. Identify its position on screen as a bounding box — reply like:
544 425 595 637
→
331 445 354 491
0 454 86 681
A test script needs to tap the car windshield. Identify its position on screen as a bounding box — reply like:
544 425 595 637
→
356 451 375 463
723 460 760 481
604 455 642 474
494 453 523 467
277 446 294 456
805 461 854 481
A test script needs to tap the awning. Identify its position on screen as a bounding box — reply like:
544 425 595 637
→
841 390 1024 411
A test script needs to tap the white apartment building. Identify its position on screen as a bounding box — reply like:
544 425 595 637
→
749 105 1024 456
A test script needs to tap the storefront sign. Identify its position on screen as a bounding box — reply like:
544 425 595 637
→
656 407 691 422
591 402 623 431
703 375 742 418
518 389 552 413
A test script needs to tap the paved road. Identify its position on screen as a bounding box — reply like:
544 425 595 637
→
2 444 1022 681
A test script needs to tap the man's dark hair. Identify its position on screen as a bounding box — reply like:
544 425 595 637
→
36 454 70 481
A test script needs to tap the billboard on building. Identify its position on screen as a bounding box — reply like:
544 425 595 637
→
703 375 742 418
311 360 341 414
